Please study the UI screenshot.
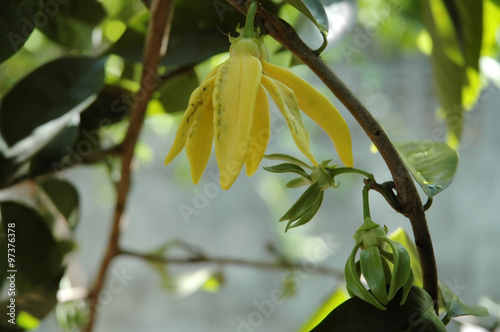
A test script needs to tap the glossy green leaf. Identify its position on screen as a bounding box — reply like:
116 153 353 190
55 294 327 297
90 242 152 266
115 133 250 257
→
29 124 80 177
0 202 69 326
286 190 323 231
279 182 321 223
439 281 488 322
264 163 310 179
157 69 200 113
298 285 350 332
39 178 80 230
264 153 312 169
36 0 107 50
0 56 106 147
396 141 459 197
311 286 446 331
286 0 328 52
0 0 43 63
423 0 482 147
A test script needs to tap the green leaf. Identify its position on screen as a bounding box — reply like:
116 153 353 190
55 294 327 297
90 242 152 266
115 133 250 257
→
311 286 446 331
157 69 200 113
36 0 107 50
0 0 43 63
264 153 312 169
108 0 280 67
286 0 329 52
279 182 321 223
0 202 68 326
395 141 459 197
423 0 482 147
39 178 80 230
263 163 310 179
439 281 488 322
286 190 323 231
298 285 350 332
0 56 106 147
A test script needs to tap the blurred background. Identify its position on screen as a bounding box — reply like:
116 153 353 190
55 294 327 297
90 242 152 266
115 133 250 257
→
1 0 500 331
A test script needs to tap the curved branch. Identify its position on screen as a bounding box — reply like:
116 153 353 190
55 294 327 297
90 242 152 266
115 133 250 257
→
84 1 175 331
227 0 438 312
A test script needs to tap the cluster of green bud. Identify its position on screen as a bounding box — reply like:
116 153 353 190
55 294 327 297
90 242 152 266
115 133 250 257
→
263 154 339 231
345 217 414 310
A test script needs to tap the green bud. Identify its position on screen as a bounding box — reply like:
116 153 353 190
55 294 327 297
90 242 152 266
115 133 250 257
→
345 218 415 310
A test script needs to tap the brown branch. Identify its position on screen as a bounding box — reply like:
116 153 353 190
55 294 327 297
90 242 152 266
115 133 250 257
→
84 1 175 331
227 0 439 312
120 249 345 279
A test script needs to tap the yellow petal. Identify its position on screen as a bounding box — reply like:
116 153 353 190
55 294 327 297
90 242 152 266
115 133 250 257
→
185 99 214 184
262 62 353 167
261 75 317 166
245 85 270 176
213 55 261 190
164 76 215 165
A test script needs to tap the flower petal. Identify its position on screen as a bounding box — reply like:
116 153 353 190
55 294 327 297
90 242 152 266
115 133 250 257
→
185 99 214 184
261 75 317 165
245 85 270 176
164 76 216 165
213 55 262 189
262 62 353 167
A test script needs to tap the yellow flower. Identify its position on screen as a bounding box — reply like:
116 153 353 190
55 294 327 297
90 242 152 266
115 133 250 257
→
165 6 352 190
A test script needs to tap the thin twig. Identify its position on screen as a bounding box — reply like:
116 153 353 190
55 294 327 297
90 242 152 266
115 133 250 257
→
226 0 439 312
120 249 345 279
84 1 175 330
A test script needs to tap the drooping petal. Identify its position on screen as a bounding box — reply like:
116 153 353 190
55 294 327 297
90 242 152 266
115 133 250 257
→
213 55 261 190
245 85 270 176
185 99 214 184
261 75 317 166
262 61 353 167
164 76 216 165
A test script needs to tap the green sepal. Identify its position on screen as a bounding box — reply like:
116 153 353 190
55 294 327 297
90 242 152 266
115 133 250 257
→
279 182 321 222
286 177 311 188
264 153 312 169
400 269 414 305
285 190 323 232
263 163 310 179
384 240 412 302
360 247 388 305
345 244 387 311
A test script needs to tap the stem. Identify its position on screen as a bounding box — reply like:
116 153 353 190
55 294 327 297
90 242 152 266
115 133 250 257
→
226 0 439 312
330 167 373 179
243 2 258 38
362 187 371 220
84 1 175 330
120 249 344 279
